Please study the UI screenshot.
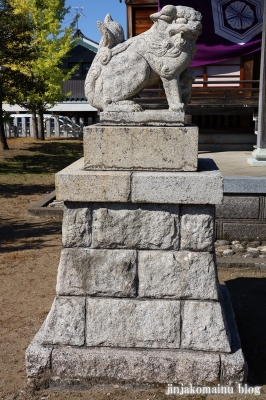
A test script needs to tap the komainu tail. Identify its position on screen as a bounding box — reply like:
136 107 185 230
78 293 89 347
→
98 14 125 49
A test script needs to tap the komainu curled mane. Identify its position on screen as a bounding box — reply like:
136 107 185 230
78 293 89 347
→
85 5 202 113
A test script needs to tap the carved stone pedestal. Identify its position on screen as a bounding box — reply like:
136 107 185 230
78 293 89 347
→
26 125 247 390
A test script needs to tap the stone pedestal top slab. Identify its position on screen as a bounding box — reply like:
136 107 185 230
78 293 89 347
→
132 159 223 204
55 158 131 202
99 110 185 126
56 158 223 204
83 125 198 172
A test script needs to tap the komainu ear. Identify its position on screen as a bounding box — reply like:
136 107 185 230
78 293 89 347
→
150 5 176 23
103 13 125 45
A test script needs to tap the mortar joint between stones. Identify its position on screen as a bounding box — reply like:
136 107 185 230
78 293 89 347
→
127 172 133 202
136 250 139 297
180 300 184 348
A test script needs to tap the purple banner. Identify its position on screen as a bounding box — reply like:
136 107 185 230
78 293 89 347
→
158 0 263 66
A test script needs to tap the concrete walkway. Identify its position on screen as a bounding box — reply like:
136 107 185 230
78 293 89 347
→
199 151 266 177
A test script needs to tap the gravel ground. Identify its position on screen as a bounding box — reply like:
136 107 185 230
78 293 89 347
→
215 240 266 259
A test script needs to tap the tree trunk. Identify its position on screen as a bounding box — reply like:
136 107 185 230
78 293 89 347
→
31 111 38 140
37 110 45 140
0 100 9 150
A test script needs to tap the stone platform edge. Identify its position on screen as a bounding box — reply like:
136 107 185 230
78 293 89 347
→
55 158 223 204
99 110 185 126
25 285 247 390
28 190 63 218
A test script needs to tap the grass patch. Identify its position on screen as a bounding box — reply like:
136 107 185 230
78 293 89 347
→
0 138 83 177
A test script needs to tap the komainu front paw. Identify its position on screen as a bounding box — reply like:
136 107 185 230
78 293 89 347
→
169 103 185 113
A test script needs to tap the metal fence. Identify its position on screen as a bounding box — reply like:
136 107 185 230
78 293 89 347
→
4 115 93 138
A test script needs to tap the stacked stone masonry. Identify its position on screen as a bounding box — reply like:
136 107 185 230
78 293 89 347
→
216 194 266 241
27 200 247 388
26 126 246 389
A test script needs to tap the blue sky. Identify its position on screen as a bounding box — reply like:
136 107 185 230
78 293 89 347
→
64 0 127 43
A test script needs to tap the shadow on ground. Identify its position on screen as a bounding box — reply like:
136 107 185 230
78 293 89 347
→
225 277 266 386
0 141 83 176
0 183 55 197
0 218 62 252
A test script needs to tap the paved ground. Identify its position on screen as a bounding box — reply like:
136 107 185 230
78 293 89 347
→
199 151 266 176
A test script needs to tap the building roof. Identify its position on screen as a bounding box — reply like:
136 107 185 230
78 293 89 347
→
73 29 99 53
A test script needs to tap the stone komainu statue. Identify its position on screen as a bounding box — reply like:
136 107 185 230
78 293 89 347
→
85 5 202 113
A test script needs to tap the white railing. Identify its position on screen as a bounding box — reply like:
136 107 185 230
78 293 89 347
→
4 115 93 138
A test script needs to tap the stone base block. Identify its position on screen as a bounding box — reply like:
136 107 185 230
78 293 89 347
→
26 286 247 390
251 147 266 161
247 157 266 166
83 125 198 171
26 345 246 391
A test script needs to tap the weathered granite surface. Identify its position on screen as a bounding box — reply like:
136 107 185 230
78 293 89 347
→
51 347 221 387
92 204 179 249
26 321 52 380
85 6 202 115
86 298 181 348
26 285 247 389
181 301 231 352
26 344 246 389
27 342 246 389
181 205 215 251
56 248 137 297
99 110 185 126
132 169 223 204
56 158 131 202
138 251 219 300
56 158 223 204
83 125 198 171
60 203 219 251
62 202 91 247
41 297 85 346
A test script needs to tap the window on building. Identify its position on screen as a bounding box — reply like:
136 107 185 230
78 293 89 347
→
68 62 92 77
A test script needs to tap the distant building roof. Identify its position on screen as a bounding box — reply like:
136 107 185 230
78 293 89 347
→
73 29 99 53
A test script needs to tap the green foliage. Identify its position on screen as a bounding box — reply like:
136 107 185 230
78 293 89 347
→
12 0 77 111
0 0 36 105
0 0 35 66
0 0 36 149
